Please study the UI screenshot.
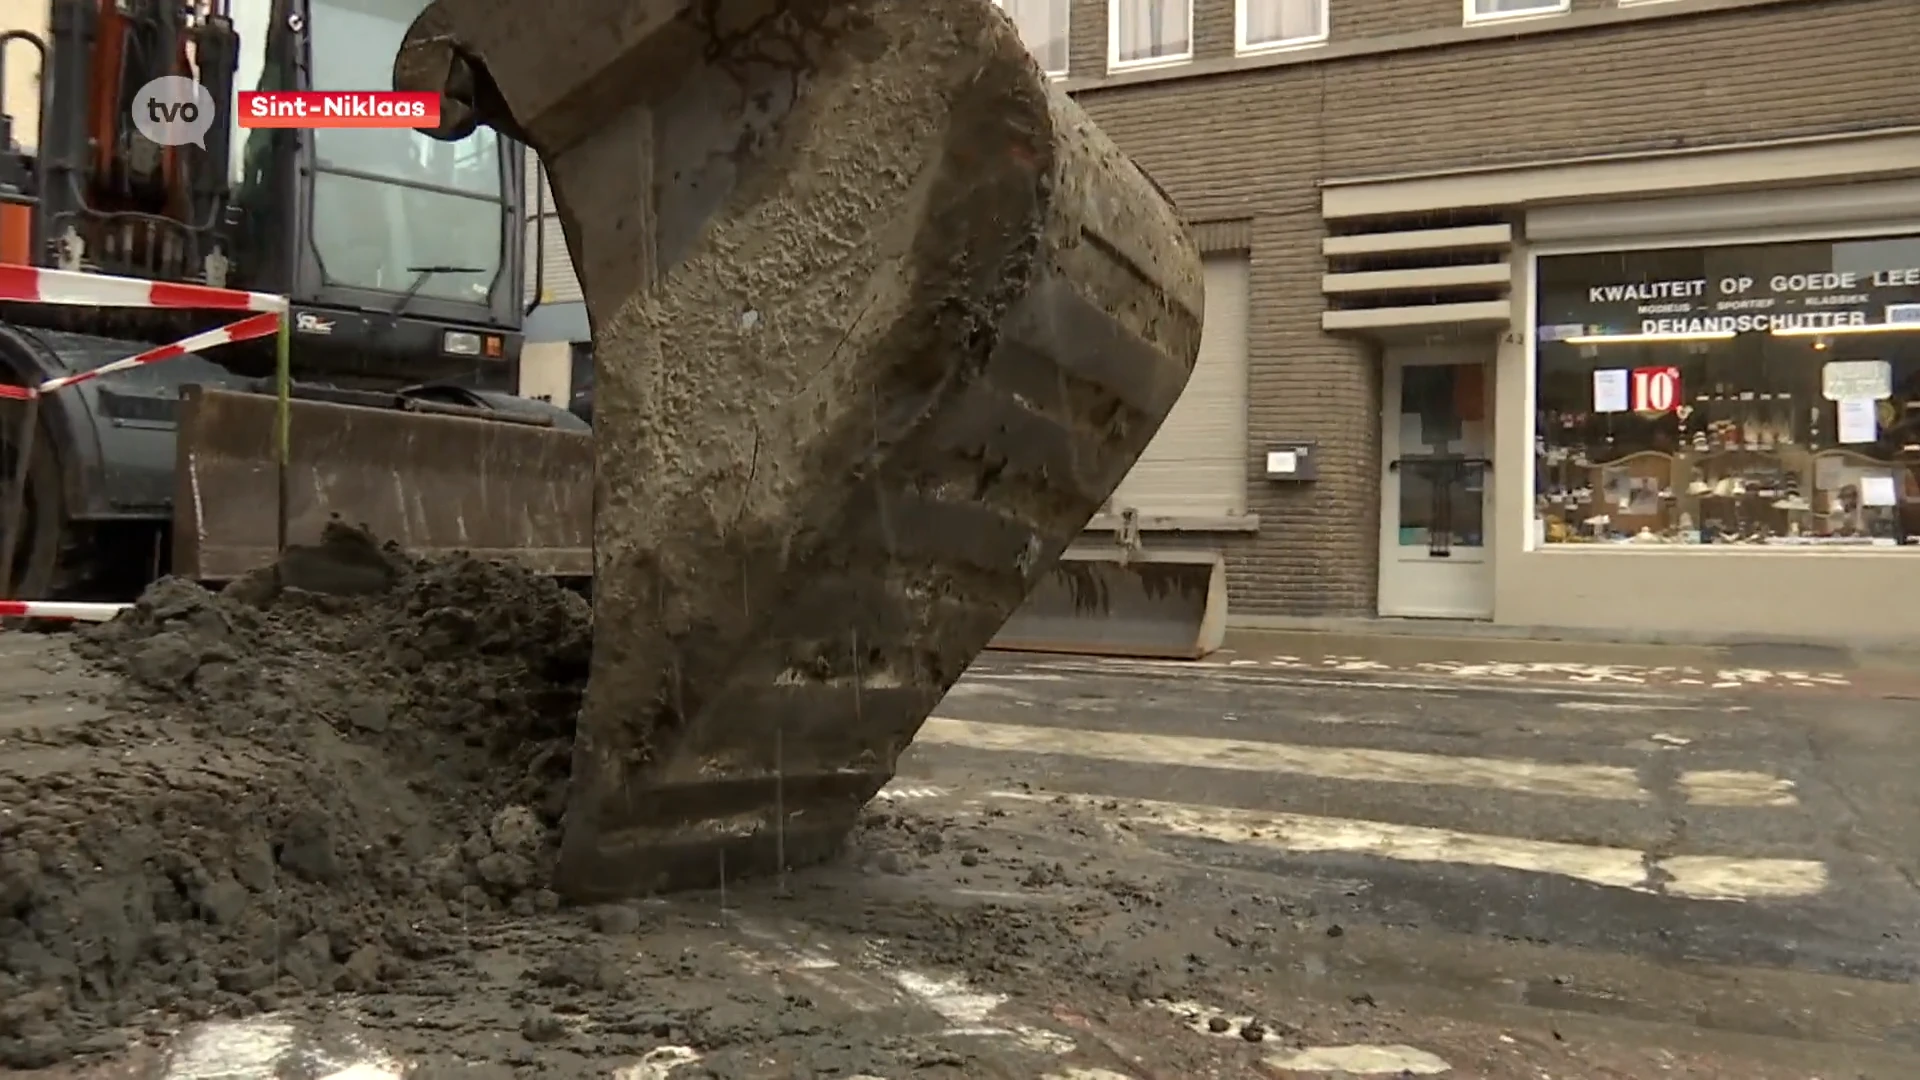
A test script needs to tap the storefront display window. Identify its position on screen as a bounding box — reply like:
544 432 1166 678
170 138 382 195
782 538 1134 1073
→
1533 233 1920 548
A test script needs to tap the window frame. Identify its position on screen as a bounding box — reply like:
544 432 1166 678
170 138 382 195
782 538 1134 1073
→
1235 0 1329 56
1463 0 1571 26
1523 225 1920 554
995 0 1071 79
1107 0 1195 73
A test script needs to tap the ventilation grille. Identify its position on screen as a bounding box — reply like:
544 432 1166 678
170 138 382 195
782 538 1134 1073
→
1320 209 1514 333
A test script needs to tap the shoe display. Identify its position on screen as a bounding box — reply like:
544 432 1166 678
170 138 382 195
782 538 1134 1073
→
1534 374 1910 546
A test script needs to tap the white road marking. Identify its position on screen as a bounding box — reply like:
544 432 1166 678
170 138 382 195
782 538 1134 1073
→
163 1019 296 1079
161 1018 409 1080
1267 1044 1452 1074
918 716 1797 807
888 968 1076 1053
1681 769 1799 808
729 922 1077 1053
1556 700 1701 713
1151 997 1259 1038
318 1067 402 1080
968 659 1705 701
892 969 1006 1026
1153 999 1453 1074
921 717 1640 801
875 784 948 801
613 1047 701 1079
989 790 1828 901
973 654 1853 691
1658 855 1830 900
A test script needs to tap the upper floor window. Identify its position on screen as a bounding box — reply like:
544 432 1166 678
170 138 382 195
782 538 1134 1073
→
1110 0 1193 71
1238 0 1328 54
1464 0 1569 23
998 0 1070 78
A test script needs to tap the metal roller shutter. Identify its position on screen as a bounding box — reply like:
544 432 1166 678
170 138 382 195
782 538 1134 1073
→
523 147 583 306
1110 254 1250 517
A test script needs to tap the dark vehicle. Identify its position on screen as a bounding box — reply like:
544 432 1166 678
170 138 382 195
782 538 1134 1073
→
0 0 586 599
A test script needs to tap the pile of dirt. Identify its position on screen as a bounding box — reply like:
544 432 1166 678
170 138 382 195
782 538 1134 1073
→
0 524 592 1067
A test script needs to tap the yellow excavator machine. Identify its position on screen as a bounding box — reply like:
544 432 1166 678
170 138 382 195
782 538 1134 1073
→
392 0 1205 898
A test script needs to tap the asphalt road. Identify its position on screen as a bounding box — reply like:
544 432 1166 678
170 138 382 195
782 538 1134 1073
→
12 632 1920 1079
883 652 1920 1076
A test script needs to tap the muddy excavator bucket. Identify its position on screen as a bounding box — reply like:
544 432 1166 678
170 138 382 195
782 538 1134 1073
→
989 546 1228 660
395 0 1204 899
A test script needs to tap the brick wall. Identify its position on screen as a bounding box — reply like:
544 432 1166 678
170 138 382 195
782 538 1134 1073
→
1060 0 1920 615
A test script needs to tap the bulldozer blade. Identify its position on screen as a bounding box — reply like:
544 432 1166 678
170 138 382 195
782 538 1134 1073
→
173 386 593 581
396 0 1205 899
989 548 1227 660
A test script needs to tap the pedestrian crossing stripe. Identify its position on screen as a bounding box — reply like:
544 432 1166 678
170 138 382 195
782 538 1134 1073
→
986 789 1828 901
916 716 1798 807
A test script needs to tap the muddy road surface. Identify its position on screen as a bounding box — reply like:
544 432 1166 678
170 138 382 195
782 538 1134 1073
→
4 544 1919 1078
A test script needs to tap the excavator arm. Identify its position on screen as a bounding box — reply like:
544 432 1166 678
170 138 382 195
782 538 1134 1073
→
393 0 1205 900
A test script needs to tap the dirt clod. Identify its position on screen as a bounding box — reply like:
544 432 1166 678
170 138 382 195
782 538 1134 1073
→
0 523 590 1068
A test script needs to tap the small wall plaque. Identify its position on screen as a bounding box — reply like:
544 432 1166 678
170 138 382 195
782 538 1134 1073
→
1265 442 1318 482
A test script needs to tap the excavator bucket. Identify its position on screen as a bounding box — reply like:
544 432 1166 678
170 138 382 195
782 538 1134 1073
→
989 546 1228 660
395 0 1204 899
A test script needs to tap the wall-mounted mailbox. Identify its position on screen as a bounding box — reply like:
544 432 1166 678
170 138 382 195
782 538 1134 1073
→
1264 441 1318 482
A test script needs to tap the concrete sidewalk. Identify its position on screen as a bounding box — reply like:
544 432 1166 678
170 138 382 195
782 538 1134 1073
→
1141 621 1920 700
1225 616 1920 680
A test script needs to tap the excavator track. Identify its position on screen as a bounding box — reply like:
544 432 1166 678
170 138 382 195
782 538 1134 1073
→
394 0 1203 899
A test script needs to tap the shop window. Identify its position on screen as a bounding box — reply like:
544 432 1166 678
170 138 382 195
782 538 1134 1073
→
998 0 1070 77
1237 0 1327 54
1465 0 1569 24
1109 0 1192 71
1533 234 1920 549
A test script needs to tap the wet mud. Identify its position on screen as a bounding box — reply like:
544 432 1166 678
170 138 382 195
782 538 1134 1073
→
6 527 1903 1077
0 527 1187 1075
0 525 592 1067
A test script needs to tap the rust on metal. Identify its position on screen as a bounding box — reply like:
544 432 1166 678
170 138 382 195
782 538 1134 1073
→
989 549 1228 660
173 386 592 581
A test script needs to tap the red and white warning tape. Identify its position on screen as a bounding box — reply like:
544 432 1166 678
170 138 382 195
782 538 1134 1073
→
34 310 283 394
0 599 130 621
0 263 288 313
0 265 291 621
0 262 290 398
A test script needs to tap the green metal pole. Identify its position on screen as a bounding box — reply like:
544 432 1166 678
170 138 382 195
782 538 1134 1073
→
274 309 292 553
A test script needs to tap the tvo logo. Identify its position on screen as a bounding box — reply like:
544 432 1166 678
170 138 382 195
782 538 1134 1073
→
131 76 217 148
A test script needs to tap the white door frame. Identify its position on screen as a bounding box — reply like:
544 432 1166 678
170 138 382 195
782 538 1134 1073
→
1378 345 1495 619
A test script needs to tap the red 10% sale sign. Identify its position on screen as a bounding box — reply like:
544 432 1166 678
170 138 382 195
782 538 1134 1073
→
1631 366 1681 414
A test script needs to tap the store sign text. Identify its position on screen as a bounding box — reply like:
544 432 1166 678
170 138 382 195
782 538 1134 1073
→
1630 366 1680 414
1588 268 1920 307
1639 310 1868 335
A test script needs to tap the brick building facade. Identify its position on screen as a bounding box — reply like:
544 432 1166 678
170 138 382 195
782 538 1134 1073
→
1001 0 1920 637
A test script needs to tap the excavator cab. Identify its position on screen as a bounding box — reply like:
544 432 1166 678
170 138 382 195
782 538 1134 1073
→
222 0 526 388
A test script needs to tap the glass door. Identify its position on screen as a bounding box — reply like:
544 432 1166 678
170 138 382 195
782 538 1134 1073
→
1379 356 1494 619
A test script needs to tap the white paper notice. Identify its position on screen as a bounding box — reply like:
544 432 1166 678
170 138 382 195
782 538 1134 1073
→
1837 397 1878 444
1822 359 1892 401
1861 474 1898 507
1592 369 1629 413
1266 449 1298 475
